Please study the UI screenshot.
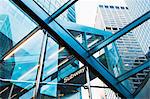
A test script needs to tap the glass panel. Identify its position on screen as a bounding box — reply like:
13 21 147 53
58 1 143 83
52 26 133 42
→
0 80 35 98
92 18 150 74
19 85 35 99
10 83 35 98
39 32 82 98
40 79 58 98
34 0 70 15
55 4 76 22
41 34 74 81
0 30 44 98
0 0 37 57
85 33 104 50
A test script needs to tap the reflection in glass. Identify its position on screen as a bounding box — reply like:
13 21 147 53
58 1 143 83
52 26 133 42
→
0 0 36 56
0 30 44 98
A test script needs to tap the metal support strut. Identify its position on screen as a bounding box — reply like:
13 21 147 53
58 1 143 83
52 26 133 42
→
33 31 48 98
86 66 92 99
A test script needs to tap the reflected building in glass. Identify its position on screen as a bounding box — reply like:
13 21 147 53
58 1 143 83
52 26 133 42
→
0 15 14 80
0 14 15 98
0 0 77 98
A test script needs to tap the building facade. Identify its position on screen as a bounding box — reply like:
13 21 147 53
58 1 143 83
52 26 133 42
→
125 0 150 54
94 1 148 95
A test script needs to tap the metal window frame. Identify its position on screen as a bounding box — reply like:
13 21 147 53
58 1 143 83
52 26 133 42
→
11 0 132 98
1 0 78 61
3 0 149 98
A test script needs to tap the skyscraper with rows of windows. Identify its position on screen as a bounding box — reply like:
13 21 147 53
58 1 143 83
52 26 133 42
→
94 0 149 95
125 0 150 54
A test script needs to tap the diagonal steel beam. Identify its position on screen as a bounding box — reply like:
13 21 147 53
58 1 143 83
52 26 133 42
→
117 61 150 83
89 11 150 54
12 0 132 98
1 27 40 61
55 11 150 73
1 0 78 61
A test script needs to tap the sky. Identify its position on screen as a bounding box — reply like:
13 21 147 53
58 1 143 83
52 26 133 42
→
76 0 126 27
76 0 99 27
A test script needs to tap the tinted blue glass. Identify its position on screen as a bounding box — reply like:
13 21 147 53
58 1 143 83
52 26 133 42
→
0 0 36 56
0 30 44 98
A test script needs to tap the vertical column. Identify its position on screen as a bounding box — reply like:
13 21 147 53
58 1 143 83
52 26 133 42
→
86 66 92 99
33 30 48 99
83 32 92 99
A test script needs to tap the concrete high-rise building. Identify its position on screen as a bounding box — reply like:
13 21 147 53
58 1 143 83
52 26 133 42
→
94 0 148 94
125 0 150 54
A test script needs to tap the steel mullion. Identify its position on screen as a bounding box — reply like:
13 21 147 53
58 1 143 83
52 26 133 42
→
0 57 76 98
117 61 150 83
33 31 48 98
12 0 132 98
1 0 78 61
49 19 133 98
89 11 150 55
